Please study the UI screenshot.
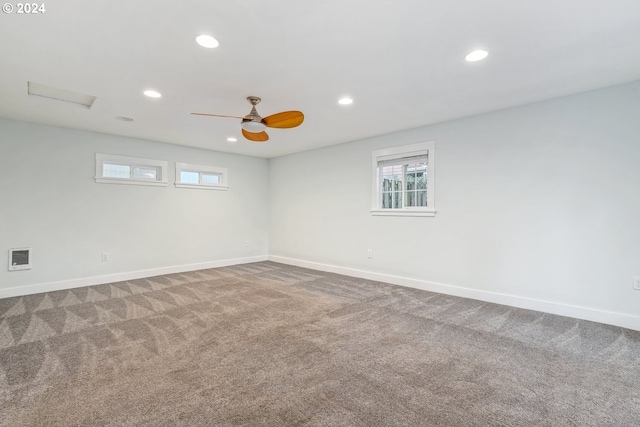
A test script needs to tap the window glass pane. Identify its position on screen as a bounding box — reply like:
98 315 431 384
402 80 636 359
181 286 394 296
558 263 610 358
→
382 192 392 209
405 171 416 190
382 177 391 191
180 171 199 184
201 173 220 185
380 162 426 208
393 176 402 191
133 167 158 180
406 162 425 172
416 170 427 190
382 167 393 191
407 163 426 188
393 165 403 191
406 191 415 207
417 190 427 206
394 192 402 209
103 163 130 179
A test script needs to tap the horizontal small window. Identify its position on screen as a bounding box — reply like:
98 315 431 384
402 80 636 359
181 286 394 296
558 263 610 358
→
102 163 130 179
179 170 222 185
96 154 168 187
175 162 228 190
200 173 221 185
133 166 159 180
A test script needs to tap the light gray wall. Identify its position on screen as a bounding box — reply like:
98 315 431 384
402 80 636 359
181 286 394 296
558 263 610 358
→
0 119 269 288
269 81 640 317
3 82 640 320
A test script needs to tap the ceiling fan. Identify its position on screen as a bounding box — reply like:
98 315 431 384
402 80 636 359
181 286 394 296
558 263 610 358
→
191 96 304 143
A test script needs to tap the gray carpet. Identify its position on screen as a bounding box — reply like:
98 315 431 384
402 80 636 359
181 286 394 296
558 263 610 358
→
0 261 639 426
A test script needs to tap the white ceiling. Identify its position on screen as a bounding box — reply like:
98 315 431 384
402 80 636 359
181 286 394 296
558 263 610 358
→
1 0 640 158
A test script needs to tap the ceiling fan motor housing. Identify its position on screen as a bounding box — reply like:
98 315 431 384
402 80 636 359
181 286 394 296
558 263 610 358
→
191 95 303 140
241 98 267 132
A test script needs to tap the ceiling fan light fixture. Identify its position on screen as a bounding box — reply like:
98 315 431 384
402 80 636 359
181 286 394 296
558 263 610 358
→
241 120 267 133
196 34 219 49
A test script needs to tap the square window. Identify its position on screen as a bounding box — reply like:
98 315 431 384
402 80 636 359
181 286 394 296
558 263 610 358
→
371 141 435 217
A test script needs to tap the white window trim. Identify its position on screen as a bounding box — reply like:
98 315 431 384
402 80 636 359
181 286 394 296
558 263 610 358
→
95 153 168 187
371 141 436 217
175 162 228 190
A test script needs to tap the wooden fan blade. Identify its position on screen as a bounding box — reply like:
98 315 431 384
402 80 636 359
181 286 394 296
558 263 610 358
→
242 129 269 143
264 111 304 129
190 113 245 119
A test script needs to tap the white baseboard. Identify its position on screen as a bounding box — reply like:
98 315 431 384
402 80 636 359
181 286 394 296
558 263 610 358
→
0 255 268 299
269 255 640 332
5 253 638 332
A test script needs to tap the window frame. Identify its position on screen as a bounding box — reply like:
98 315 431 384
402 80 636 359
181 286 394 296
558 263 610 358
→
371 141 436 217
175 162 228 190
95 153 168 187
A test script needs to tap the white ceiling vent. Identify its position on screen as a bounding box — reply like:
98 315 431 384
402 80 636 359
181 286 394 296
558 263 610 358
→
27 81 96 109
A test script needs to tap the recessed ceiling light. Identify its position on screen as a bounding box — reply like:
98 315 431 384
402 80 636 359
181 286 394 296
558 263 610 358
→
465 50 489 62
196 34 219 49
143 90 162 98
116 116 134 122
338 97 353 105
227 137 237 143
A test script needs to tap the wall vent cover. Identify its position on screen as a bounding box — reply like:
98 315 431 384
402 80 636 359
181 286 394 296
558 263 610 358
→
8 248 31 271
27 81 96 109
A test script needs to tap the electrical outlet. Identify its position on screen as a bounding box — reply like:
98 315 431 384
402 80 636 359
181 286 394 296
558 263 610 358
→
634 277 640 290
244 240 250 248
102 252 109 262
367 249 373 259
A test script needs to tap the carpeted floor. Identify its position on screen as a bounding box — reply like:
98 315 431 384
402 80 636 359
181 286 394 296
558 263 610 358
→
0 261 639 426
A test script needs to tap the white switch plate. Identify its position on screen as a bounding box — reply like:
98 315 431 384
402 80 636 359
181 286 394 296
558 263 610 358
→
367 249 373 259
102 252 109 262
634 277 640 290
